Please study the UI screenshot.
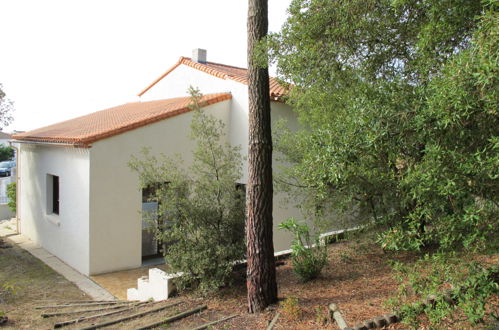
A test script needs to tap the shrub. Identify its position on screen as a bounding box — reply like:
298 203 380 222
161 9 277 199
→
129 87 246 293
0 147 14 162
6 182 15 212
279 218 327 281
270 0 498 253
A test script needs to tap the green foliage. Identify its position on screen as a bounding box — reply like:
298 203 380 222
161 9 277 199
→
270 0 498 252
0 84 14 129
0 147 14 162
129 87 246 293
387 253 498 327
279 218 327 281
6 182 15 213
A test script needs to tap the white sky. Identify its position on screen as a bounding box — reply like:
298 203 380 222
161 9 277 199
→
0 0 292 132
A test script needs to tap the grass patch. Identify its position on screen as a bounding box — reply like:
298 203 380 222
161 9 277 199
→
0 237 89 328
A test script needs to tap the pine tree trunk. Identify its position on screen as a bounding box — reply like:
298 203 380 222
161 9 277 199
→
246 0 278 313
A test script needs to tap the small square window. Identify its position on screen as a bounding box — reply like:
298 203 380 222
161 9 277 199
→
47 174 59 215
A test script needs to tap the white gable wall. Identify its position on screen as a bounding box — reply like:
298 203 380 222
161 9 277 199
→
18 144 90 274
141 64 250 182
88 101 230 275
141 65 305 255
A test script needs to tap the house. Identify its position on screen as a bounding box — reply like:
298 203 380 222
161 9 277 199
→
0 131 12 147
13 49 301 276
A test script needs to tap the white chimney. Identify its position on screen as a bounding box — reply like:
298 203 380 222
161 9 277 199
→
192 48 207 63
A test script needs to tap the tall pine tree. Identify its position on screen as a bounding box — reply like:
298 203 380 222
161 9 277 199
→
246 0 278 313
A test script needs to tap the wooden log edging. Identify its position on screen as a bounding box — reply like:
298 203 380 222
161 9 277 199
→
53 302 153 329
329 289 460 329
39 300 117 305
42 302 141 318
266 312 280 330
329 303 400 330
136 305 207 330
36 301 131 310
329 303 349 329
77 301 183 330
190 314 238 330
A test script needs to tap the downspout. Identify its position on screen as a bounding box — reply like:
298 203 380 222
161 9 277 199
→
8 141 20 234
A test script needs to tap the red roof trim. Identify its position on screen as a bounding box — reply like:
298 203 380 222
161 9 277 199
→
137 57 287 101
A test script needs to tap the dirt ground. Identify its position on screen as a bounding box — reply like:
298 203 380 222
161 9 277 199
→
0 237 90 329
165 236 498 329
91 263 170 300
167 237 411 329
1 234 497 329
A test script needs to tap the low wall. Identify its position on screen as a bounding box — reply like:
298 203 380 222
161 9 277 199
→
0 176 14 220
0 205 14 221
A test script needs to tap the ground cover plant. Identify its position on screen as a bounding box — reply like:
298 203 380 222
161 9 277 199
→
388 253 498 328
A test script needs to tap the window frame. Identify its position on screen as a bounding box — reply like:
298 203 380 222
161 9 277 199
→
46 174 60 216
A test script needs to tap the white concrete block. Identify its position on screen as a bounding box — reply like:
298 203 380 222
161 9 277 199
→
149 268 168 284
136 276 152 301
137 276 149 291
149 268 170 301
127 288 139 301
127 268 182 301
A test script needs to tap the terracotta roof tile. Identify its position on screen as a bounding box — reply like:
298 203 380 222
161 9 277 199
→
13 93 232 147
138 57 288 101
0 132 12 139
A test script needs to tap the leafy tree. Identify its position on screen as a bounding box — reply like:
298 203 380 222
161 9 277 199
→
269 0 498 251
129 88 246 293
246 0 278 312
0 84 14 129
0 147 15 162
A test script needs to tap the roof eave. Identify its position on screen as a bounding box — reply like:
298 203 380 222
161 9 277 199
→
13 139 91 148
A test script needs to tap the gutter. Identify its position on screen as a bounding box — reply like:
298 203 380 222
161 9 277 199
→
8 141 20 234
13 140 90 148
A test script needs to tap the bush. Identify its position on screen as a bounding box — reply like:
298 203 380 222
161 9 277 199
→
270 0 498 253
279 218 327 281
6 182 15 213
387 253 498 328
0 146 14 162
129 88 246 293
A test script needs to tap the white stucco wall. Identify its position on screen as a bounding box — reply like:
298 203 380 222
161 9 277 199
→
17 65 306 276
141 64 250 181
87 101 231 275
142 64 305 258
18 144 90 274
